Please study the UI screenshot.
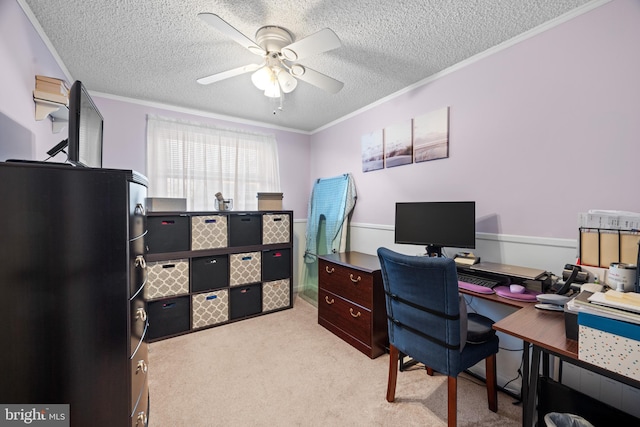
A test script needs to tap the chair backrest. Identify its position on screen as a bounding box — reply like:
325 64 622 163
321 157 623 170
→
377 247 462 375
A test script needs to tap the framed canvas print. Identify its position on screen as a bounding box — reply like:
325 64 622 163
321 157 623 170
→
413 107 449 163
384 119 412 168
361 129 384 172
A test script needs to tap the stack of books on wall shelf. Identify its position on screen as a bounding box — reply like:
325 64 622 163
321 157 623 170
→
569 290 640 325
33 75 69 105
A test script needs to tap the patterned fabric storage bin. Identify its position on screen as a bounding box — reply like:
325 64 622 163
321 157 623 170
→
262 213 290 244
145 259 189 300
229 251 261 286
192 290 229 328
262 279 290 312
191 215 228 250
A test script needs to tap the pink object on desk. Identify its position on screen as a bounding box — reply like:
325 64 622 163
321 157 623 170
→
458 281 495 294
494 286 540 301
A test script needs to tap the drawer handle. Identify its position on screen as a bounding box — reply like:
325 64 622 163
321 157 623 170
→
324 296 335 305
136 359 148 374
135 255 146 269
349 308 361 318
325 266 335 274
136 411 148 426
136 307 147 322
134 203 145 215
349 274 361 283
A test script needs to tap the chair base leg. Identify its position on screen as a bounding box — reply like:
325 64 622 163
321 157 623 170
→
486 353 498 412
448 376 457 427
387 344 399 402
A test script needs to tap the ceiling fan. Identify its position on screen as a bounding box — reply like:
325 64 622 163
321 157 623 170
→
196 13 344 99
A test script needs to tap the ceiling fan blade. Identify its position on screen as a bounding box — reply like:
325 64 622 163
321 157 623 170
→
293 66 344 94
197 63 262 85
280 28 341 61
198 13 265 55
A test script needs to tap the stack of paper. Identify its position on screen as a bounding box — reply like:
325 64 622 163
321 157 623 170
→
568 290 640 325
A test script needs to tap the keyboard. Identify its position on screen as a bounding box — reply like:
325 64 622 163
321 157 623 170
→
458 272 503 294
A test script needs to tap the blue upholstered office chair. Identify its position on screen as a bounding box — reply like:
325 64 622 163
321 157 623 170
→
377 247 499 427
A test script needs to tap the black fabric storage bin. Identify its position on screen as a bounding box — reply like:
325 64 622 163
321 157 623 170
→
262 248 291 282
230 283 262 320
146 216 190 254
229 214 262 247
191 255 229 292
147 296 190 339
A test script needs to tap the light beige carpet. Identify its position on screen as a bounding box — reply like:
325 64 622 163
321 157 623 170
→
148 296 522 426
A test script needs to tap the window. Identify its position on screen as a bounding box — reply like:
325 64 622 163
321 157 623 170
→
146 115 281 211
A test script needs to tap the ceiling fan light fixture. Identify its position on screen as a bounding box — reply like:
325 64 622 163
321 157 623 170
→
277 69 297 93
251 66 274 90
264 79 281 98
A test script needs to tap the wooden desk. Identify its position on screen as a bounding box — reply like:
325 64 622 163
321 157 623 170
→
493 304 577 358
494 304 640 426
459 288 533 309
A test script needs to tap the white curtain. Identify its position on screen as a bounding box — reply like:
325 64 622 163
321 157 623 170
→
146 115 281 211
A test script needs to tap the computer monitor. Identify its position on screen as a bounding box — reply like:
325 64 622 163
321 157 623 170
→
68 80 103 168
394 201 476 256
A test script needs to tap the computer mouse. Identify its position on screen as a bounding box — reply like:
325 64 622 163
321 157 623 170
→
510 284 526 294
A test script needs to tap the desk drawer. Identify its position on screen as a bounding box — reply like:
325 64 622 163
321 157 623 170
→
318 288 371 346
318 259 372 309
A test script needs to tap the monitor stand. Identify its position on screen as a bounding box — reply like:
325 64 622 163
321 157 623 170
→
425 245 443 257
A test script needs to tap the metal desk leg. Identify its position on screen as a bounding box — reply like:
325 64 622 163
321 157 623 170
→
525 345 542 427
521 340 530 426
542 351 550 378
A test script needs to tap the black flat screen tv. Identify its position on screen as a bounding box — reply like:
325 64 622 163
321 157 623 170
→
68 80 103 168
394 201 476 256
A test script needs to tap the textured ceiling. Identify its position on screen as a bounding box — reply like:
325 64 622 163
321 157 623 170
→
21 0 594 132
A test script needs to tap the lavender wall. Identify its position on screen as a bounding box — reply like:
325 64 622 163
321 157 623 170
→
3 0 639 234
91 97 311 217
1 0 311 219
0 0 67 160
309 0 640 240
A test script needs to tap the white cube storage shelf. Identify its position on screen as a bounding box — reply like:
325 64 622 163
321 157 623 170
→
144 210 293 341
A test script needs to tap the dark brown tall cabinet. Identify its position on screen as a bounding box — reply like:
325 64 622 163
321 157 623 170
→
0 162 149 427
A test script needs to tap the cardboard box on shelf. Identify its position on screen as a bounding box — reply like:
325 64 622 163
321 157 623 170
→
257 192 283 211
